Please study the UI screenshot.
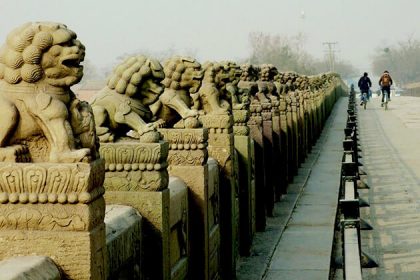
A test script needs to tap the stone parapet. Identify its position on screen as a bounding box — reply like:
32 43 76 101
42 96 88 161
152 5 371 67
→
0 256 61 280
105 205 142 279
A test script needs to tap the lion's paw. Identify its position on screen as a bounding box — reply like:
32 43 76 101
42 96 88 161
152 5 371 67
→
50 148 91 163
0 145 30 162
139 131 160 143
183 116 200 128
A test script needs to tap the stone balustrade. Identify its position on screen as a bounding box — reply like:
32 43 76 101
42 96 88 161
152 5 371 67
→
0 22 347 280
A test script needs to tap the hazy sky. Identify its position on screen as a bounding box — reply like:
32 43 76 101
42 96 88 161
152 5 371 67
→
1 0 419 73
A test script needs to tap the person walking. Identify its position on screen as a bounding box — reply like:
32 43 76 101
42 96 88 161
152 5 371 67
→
379 70 393 107
358 72 372 106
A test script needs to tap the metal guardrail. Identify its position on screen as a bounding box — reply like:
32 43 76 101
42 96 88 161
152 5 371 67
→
338 89 377 279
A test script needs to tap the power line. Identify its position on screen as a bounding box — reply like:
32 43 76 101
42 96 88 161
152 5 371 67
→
323 42 338 72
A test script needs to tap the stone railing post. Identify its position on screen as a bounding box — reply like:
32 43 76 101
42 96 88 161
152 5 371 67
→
304 91 311 154
271 99 284 201
286 95 296 178
233 109 255 255
159 128 221 280
291 93 300 172
248 103 267 231
100 141 171 280
306 92 314 147
200 114 239 279
316 91 322 137
261 101 275 216
297 92 306 164
0 159 107 280
279 95 289 192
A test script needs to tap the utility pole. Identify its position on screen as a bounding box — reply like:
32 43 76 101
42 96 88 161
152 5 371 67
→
323 42 338 72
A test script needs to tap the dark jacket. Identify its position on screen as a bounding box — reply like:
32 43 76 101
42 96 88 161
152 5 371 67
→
358 76 372 92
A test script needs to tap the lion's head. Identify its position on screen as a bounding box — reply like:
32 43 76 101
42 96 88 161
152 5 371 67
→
220 61 242 84
162 56 203 94
0 22 85 87
259 64 278 82
107 55 165 106
201 61 233 88
239 63 258 82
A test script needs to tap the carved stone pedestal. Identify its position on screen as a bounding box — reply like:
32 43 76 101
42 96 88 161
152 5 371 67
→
261 101 275 217
248 103 266 231
279 96 289 192
233 109 256 255
290 94 300 172
286 96 297 178
100 141 171 280
159 128 221 280
270 102 283 202
200 114 238 279
0 160 107 280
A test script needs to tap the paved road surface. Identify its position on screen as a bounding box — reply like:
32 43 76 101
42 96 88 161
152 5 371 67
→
358 96 420 279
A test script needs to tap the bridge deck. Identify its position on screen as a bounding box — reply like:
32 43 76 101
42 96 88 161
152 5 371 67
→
237 97 347 279
358 96 420 279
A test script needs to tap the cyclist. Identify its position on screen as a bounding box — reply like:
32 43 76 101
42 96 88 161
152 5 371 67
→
379 70 393 107
358 72 372 106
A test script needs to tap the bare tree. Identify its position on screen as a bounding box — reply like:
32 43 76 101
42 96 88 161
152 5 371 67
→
247 32 357 78
372 37 420 86
248 32 316 75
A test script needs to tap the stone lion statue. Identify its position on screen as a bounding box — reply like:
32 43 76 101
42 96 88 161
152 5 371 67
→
90 55 165 143
258 64 280 105
218 61 245 110
0 22 98 163
237 63 258 106
158 56 203 128
197 61 231 115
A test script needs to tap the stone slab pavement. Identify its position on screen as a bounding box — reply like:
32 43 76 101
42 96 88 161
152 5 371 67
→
355 96 420 279
237 97 347 279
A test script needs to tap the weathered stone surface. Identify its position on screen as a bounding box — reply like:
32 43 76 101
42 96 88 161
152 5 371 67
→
0 213 107 280
101 140 170 279
162 127 221 279
248 99 267 231
105 189 170 280
105 205 142 279
201 114 238 279
207 158 221 280
168 177 189 280
0 256 61 280
235 135 255 255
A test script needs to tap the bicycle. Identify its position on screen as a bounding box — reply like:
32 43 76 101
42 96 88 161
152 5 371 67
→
381 88 390 110
360 91 368 110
